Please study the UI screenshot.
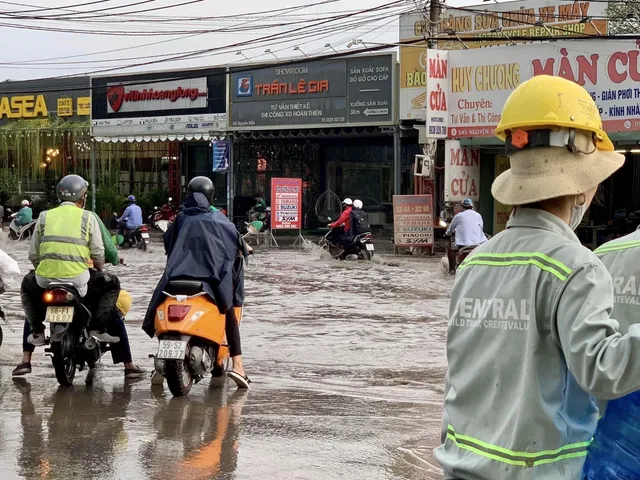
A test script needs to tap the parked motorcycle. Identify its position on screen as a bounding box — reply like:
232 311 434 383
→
38 282 115 386
152 251 249 397
321 229 375 261
149 198 177 231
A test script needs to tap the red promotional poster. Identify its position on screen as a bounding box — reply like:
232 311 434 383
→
271 177 303 230
393 195 434 247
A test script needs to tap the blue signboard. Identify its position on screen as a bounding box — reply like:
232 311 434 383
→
212 140 229 172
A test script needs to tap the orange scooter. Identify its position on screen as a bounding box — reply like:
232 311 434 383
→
152 255 246 397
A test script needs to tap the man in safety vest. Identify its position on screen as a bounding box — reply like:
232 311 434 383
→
21 174 120 346
435 75 640 479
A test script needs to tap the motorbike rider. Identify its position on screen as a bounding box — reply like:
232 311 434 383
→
21 174 120 346
143 176 250 389
444 198 487 274
434 75 640 479
14 208 145 378
249 192 267 222
116 195 143 236
10 200 33 234
327 198 353 247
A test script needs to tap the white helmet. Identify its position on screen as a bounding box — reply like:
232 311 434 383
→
21 200 29 207
342 198 353 206
353 199 363 209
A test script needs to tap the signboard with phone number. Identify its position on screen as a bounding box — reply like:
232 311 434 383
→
271 177 303 230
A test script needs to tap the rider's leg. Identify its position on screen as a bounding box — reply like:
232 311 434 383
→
84 271 121 342
21 272 46 344
108 312 146 378
13 320 34 375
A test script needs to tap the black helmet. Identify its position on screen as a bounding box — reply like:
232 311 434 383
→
187 176 214 203
57 174 89 203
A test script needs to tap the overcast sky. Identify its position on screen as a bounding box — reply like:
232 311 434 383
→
0 0 470 80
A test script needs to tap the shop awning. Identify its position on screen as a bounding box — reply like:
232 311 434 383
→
93 132 225 143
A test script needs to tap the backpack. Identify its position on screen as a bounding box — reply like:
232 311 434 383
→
351 210 369 235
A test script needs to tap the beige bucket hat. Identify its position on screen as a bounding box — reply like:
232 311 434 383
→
492 132 624 206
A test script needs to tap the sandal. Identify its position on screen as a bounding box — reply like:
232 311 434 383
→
228 370 251 389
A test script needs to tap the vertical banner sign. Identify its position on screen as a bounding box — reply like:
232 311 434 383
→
445 140 480 202
426 50 449 138
212 141 230 172
393 195 434 247
493 155 511 233
271 177 303 230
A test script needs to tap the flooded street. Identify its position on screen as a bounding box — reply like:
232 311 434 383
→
0 239 451 479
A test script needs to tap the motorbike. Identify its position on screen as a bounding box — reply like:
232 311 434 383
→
321 229 375 261
113 214 150 251
152 250 249 397
443 232 491 274
244 207 271 235
149 198 177 232
38 282 115 386
7 210 36 241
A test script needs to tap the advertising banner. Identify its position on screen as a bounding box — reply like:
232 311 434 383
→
447 40 640 137
393 195 434 247
271 177 303 230
212 141 230 172
426 50 449 138
229 54 394 130
445 140 480 202
91 113 226 138
398 0 607 119
493 155 511 233
106 77 208 114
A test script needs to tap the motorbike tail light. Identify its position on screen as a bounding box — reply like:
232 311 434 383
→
168 305 191 322
140 225 148 232
44 289 74 304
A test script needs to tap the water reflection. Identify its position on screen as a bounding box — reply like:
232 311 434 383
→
141 384 247 480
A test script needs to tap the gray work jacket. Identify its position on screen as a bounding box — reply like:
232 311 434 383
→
434 208 640 480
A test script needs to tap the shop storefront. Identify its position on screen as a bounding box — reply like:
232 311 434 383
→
90 67 226 214
227 53 403 229
442 38 640 246
0 77 92 207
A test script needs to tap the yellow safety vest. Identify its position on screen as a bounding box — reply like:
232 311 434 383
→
36 205 92 279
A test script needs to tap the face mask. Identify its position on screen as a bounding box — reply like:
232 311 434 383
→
569 197 587 230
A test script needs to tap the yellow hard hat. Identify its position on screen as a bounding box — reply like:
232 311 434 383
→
495 75 614 152
116 290 132 316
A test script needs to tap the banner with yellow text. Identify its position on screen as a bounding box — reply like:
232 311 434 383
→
398 0 607 120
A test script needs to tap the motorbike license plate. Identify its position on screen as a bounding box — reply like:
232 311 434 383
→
141 233 150 239
156 340 187 360
46 306 74 323
365 243 375 251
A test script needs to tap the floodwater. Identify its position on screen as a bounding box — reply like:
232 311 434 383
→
0 238 452 480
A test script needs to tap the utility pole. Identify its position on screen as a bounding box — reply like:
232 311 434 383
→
429 0 440 47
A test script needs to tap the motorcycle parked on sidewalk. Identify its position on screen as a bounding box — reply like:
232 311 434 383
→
151 252 249 397
321 229 375 261
149 198 177 231
38 282 115 386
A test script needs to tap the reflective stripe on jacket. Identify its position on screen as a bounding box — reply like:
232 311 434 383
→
36 205 92 279
435 208 640 480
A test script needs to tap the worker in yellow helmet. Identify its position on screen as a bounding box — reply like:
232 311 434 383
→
435 75 640 480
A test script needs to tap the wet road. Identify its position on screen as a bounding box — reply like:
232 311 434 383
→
0 239 452 479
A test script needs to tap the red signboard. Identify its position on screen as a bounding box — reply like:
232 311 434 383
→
393 195 434 247
271 177 303 230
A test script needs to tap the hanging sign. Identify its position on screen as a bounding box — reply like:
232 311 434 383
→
445 140 480 202
425 50 449 138
393 195 434 247
271 177 303 230
212 141 229 172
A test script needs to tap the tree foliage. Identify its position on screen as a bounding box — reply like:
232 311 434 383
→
607 2 640 35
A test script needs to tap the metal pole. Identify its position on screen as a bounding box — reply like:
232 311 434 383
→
91 141 97 212
393 127 401 196
228 133 234 220
429 0 441 48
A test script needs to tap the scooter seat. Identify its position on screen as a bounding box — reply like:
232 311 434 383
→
165 279 204 296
